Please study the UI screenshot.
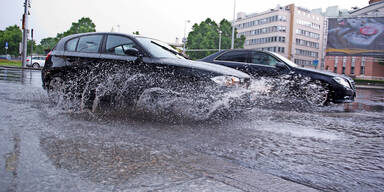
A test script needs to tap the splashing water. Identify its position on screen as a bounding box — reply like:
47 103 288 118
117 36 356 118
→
47 64 328 123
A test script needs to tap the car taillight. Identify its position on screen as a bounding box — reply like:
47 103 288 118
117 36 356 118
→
45 51 52 62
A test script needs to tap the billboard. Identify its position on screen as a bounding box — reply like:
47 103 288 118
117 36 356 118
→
326 17 384 57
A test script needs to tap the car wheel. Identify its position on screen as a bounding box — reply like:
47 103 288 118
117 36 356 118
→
48 77 65 103
32 63 40 68
305 81 329 106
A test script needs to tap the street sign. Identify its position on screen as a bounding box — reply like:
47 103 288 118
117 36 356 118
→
313 60 319 67
5 42 8 49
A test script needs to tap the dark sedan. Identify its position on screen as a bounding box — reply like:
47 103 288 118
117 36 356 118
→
201 50 356 105
42 32 251 109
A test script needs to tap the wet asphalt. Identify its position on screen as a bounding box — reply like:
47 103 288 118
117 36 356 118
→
0 67 383 192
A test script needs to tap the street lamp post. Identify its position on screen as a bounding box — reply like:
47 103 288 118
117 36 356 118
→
218 30 222 51
183 20 190 54
231 0 236 49
21 0 30 67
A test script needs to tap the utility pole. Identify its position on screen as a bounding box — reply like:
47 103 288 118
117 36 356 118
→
231 0 236 49
219 30 222 51
21 0 30 67
30 29 33 66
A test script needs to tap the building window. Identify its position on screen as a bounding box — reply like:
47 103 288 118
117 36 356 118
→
296 19 321 30
351 57 355 75
342 56 347 74
246 36 286 45
295 49 318 58
294 59 312 66
361 57 366 75
334 56 338 73
237 15 284 29
296 29 320 39
295 38 319 49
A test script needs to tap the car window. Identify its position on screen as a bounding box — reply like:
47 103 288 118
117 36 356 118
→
106 35 137 56
135 37 180 59
215 51 248 63
77 35 102 53
251 52 278 67
66 38 79 52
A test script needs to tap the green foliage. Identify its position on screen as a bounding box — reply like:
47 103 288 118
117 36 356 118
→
0 17 96 56
186 18 245 60
133 31 140 35
0 59 22 67
354 78 384 86
0 25 22 57
35 37 59 54
35 17 96 54
56 17 96 39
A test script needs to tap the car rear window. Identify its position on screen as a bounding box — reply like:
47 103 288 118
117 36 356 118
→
66 38 79 51
77 35 103 53
216 51 248 63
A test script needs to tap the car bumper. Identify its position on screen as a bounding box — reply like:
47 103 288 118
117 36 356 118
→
332 86 356 103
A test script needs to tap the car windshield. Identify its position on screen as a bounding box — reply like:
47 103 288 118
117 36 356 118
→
136 37 184 59
269 52 298 68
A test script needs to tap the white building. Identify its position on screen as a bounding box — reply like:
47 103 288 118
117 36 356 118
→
235 4 326 69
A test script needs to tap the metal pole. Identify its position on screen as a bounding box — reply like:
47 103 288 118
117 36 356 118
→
183 20 190 54
231 0 236 49
219 30 222 51
21 0 29 67
30 29 33 66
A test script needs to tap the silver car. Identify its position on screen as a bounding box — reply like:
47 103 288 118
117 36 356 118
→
26 56 45 68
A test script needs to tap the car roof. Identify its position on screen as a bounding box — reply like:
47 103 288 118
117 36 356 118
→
54 32 153 51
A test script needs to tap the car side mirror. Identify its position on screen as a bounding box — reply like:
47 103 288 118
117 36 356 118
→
124 48 140 57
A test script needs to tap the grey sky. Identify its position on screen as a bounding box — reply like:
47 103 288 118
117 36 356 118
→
1 0 369 44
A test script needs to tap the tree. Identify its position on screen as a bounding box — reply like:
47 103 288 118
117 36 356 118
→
57 17 96 39
36 17 97 54
186 18 245 60
0 25 22 57
35 37 59 54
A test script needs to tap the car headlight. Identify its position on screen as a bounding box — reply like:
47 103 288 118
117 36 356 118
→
211 75 241 87
333 77 351 88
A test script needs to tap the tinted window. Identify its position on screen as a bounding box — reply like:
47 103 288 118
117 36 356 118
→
251 52 278 66
136 37 180 59
66 38 79 51
106 35 137 56
216 51 248 63
77 35 102 53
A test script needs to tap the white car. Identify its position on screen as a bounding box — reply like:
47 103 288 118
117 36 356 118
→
26 56 45 68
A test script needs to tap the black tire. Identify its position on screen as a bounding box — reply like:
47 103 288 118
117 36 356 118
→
47 77 65 103
32 63 40 68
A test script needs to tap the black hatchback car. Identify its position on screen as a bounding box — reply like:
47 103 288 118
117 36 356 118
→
42 32 250 108
201 50 356 105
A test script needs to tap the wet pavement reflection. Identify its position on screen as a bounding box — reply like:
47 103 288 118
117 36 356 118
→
0 67 383 192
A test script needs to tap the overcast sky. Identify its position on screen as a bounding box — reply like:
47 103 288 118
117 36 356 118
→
1 0 369 44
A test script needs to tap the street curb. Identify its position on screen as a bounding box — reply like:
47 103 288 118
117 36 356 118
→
0 65 41 71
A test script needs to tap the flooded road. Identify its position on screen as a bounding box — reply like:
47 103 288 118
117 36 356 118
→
0 67 383 192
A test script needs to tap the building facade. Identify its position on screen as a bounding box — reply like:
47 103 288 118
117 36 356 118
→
234 4 326 69
324 0 384 80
